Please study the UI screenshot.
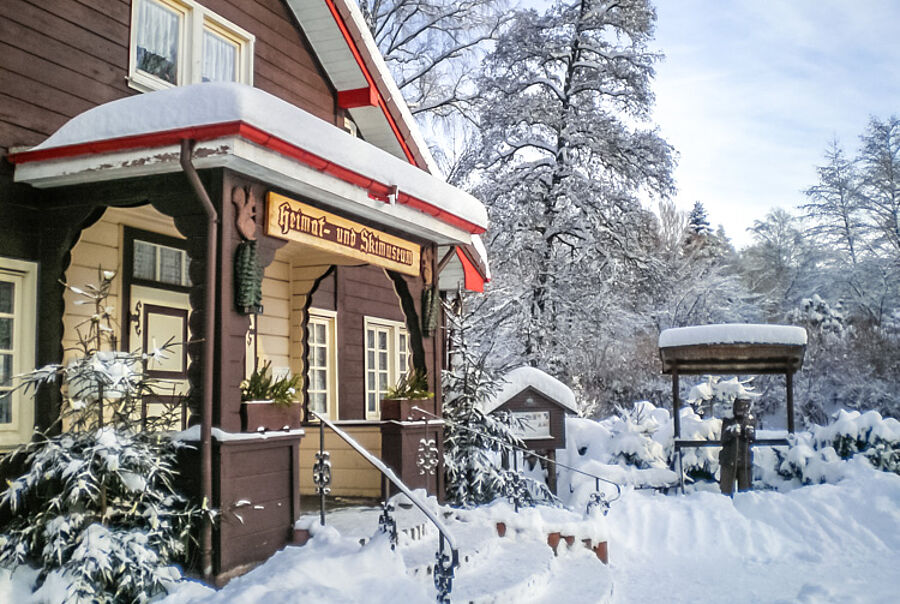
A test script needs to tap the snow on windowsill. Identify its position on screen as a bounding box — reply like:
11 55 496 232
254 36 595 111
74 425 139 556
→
658 323 807 348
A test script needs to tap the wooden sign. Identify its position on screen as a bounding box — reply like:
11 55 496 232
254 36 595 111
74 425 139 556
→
512 411 552 440
265 192 420 276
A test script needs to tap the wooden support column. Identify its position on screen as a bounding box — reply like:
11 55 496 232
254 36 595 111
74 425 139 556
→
786 371 795 433
672 369 681 438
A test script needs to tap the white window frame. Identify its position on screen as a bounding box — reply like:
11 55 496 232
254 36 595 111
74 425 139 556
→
128 0 254 93
364 316 410 420
307 308 338 421
0 258 37 448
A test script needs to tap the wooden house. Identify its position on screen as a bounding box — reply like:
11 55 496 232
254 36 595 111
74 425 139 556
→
0 0 489 584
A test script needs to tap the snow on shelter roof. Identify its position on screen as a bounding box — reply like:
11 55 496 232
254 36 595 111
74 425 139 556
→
10 83 487 238
658 324 808 348
658 323 807 375
482 367 577 414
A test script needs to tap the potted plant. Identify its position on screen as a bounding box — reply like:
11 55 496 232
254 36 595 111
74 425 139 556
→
240 360 303 432
381 369 435 420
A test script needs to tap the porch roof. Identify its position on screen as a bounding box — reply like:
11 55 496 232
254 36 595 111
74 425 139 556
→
9 83 486 245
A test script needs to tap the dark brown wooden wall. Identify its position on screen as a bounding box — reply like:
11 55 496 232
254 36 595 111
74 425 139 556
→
495 387 567 450
0 0 338 156
310 265 436 421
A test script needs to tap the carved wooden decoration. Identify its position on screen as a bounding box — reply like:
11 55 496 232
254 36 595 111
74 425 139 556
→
421 245 434 286
232 186 257 241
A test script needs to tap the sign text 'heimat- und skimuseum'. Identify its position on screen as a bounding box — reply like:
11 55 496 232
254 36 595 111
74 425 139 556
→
265 192 420 276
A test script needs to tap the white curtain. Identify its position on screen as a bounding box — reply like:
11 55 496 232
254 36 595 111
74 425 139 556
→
137 0 180 83
202 30 236 82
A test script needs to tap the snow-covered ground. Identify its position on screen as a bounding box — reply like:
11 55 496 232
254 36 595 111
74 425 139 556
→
3 409 897 603
144 462 899 604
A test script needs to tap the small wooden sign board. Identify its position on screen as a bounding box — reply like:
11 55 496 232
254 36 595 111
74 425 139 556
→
265 192 420 276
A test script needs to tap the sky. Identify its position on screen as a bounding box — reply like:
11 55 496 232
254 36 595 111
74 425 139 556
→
650 0 900 248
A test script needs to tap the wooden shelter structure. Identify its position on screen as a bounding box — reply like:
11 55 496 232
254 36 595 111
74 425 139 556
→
658 324 807 489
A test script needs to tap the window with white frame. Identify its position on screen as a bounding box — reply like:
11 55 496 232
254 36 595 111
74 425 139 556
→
364 317 410 419
129 0 254 92
0 258 37 447
307 310 338 420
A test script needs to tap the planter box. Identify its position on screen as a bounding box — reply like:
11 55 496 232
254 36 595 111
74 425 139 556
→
241 400 301 432
381 397 436 421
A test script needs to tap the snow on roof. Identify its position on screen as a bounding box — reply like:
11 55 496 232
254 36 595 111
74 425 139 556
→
658 323 808 348
16 83 487 233
470 235 492 281
483 366 578 414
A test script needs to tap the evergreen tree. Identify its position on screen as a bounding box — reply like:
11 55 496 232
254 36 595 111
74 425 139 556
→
0 271 205 603
687 201 713 238
442 293 554 508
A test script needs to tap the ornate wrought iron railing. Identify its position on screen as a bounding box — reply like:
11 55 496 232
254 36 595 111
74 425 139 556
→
308 411 459 603
411 406 623 516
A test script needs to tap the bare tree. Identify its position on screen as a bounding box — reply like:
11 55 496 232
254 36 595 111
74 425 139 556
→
802 139 866 265
858 116 900 256
358 0 506 118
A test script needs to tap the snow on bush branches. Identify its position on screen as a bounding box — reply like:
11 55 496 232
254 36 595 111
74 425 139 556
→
565 400 899 494
0 270 205 603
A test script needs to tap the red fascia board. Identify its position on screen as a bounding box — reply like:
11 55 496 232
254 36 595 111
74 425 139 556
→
322 0 418 166
8 121 486 235
7 121 245 164
455 246 486 293
337 86 378 109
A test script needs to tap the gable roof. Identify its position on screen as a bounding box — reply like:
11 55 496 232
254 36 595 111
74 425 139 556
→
482 367 578 414
286 0 439 174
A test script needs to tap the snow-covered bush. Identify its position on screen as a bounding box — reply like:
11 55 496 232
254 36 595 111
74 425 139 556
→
763 410 900 485
0 271 205 603
564 397 900 494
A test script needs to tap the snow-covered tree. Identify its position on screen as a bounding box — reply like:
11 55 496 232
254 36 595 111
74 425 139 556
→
464 0 674 389
687 201 713 238
857 115 900 256
739 209 821 320
0 271 205 603
802 139 865 265
442 293 554 508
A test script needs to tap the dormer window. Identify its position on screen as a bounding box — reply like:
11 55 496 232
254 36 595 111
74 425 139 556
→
129 0 254 92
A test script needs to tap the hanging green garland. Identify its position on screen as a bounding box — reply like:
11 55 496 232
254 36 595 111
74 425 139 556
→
235 239 263 314
421 285 440 337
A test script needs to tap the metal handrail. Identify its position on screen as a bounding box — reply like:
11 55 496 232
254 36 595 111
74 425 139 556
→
411 406 624 508
308 411 459 602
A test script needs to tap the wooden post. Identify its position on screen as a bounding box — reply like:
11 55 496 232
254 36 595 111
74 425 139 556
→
786 371 795 433
672 369 681 438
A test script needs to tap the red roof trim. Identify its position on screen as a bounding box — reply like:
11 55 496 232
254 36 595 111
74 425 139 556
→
8 122 485 235
337 86 378 109
455 247 486 293
322 0 418 167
